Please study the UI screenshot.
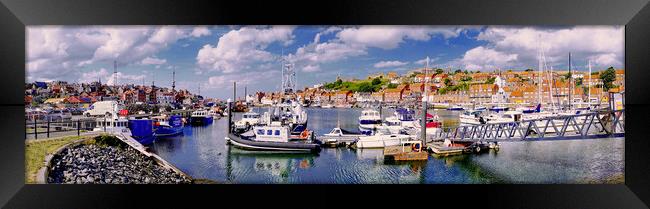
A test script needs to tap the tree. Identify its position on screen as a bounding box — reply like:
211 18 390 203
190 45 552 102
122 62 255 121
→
485 77 496 84
357 82 374 92
454 69 462 74
564 72 572 80
371 77 382 85
525 69 534 72
575 77 583 86
443 78 452 86
387 83 398 89
600 67 616 91
435 68 444 75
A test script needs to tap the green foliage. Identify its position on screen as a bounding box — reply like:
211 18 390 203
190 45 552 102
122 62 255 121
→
323 77 387 92
525 69 534 72
387 83 398 89
93 135 127 149
435 69 444 75
371 77 382 85
454 69 462 74
564 72 572 80
443 78 452 86
357 82 374 92
600 67 616 91
485 77 496 84
460 76 472 82
575 77 583 86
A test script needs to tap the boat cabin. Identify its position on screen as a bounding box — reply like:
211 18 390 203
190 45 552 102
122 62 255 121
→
253 122 290 142
192 110 209 117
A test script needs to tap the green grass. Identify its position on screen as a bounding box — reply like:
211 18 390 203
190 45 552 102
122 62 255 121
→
25 135 87 184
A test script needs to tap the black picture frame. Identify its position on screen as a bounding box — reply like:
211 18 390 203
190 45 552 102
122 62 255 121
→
1 0 649 208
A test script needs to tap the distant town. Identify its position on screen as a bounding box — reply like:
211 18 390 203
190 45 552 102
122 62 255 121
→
250 67 624 108
25 66 624 113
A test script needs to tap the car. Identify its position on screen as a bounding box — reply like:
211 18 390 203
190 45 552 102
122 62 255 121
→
47 109 72 121
70 107 84 115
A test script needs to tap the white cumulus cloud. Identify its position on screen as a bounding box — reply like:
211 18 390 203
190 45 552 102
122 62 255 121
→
196 26 296 73
374 60 408 68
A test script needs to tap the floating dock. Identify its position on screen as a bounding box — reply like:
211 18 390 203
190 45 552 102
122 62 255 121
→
383 141 428 161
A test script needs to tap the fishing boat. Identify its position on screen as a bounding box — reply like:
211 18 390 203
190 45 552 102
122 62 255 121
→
358 109 382 135
321 104 334 109
152 115 184 137
128 118 156 145
190 109 213 125
353 127 412 149
226 121 320 153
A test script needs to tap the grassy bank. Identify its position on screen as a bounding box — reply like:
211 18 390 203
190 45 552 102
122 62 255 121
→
25 135 88 183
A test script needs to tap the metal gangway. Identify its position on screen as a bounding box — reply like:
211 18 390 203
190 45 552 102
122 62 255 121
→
429 109 624 142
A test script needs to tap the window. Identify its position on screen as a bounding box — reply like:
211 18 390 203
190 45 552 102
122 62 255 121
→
257 129 265 135
274 130 280 136
267 130 273 135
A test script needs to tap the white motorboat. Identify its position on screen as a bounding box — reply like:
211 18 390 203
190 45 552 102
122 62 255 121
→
381 116 404 134
358 109 382 135
234 111 262 130
354 128 412 149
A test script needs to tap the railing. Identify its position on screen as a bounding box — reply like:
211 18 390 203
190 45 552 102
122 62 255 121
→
25 118 101 139
428 109 624 142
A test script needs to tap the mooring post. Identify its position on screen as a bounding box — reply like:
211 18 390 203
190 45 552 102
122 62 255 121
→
77 120 81 136
421 97 427 146
104 117 107 132
34 119 37 139
47 119 50 138
227 98 232 134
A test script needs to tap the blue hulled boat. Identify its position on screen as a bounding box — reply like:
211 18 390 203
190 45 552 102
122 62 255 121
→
128 118 156 145
190 110 213 125
153 115 184 137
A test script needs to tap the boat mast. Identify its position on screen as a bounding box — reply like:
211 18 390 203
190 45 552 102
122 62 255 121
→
537 36 543 107
587 60 591 107
569 52 573 109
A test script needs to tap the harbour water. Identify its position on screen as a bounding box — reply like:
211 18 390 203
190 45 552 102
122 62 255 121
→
150 108 624 184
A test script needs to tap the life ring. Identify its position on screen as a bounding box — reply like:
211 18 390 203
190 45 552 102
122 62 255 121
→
300 130 309 139
411 143 421 152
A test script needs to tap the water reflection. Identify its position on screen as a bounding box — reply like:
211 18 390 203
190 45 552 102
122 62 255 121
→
149 108 623 184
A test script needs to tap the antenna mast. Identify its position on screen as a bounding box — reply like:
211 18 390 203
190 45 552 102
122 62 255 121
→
172 69 176 91
113 60 118 87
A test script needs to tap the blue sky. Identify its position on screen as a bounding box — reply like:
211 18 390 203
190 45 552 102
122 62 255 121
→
26 25 624 99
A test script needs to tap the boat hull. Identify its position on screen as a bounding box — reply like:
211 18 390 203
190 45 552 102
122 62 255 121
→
191 116 213 125
227 133 321 153
355 136 410 148
155 126 183 137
